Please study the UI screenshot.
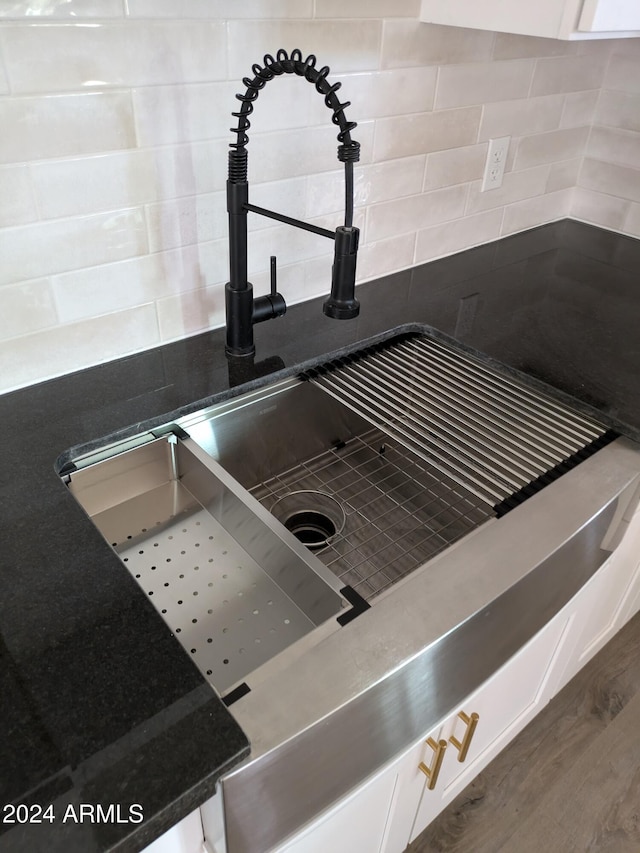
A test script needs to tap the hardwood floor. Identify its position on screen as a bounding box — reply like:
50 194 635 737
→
408 611 640 853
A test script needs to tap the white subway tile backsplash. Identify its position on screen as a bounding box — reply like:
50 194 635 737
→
479 95 564 141
569 39 640 234
0 166 37 226
381 22 494 69
145 192 226 254
466 165 549 215
492 32 577 61
579 158 640 204
546 158 581 192
147 141 226 197
0 12 633 393
374 107 481 162
226 20 381 79
625 203 640 239
314 0 419 18
0 305 159 392
1 21 227 93
253 255 322 307
134 76 342 150
133 83 237 146
415 209 503 262
572 186 630 231
560 90 599 128
248 120 375 185
0 209 147 285
51 245 222 324
367 185 468 242
52 255 161 324
299 255 337 304
531 55 608 97
0 92 136 164
127 0 311 19
595 90 640 133
514 127 589 170
156 281 226 341
307 156 426 218
575 38 616 58
0 278 57 340
604 53 640 95
32 150 159 219
344 68 437 119
435 59 534 109
0 0 124 17
502 188 572 234
355 233 416 282
0 50 7 94
424 145 486 190
250 177 309 229
588 126 640 170
161 241 229 292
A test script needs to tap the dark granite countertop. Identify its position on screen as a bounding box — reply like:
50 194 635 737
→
1 220 639 853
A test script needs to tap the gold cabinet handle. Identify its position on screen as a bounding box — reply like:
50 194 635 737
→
418 737 448 790
449 711 479 762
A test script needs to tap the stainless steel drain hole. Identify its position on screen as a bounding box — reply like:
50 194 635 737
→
271 490 345 551
284 510 336 548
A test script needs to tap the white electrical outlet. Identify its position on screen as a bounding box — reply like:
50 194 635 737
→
481 136 510 192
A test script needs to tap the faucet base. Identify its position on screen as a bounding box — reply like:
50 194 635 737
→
225 282 288 357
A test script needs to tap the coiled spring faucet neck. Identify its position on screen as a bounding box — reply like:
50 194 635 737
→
225 49 361 357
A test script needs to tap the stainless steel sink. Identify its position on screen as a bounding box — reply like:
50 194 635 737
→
180 376 494 602
63 331 617 701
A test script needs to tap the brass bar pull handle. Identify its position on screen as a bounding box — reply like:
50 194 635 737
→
418 737 448 790
449 711 479 763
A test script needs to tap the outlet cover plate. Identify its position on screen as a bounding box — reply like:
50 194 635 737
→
481 136 510 192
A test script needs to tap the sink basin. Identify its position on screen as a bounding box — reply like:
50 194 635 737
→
65 433 351 695
180 376 494 601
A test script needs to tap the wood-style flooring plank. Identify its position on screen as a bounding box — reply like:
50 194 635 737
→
512 690 640 852
408 612 640 853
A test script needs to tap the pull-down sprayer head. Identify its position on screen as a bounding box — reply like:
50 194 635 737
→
324 225 360 319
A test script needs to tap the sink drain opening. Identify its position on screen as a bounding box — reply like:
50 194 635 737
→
284 510 337 550
271 490 345 551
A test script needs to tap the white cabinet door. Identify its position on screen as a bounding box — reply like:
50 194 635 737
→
608 507 640 628
410 610 569 842
579 0 640 32
381 730 448 853
549 507 640 695
272 720 448 853
141 809 203 853
419 0 640 39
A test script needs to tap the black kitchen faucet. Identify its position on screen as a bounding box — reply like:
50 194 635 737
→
225 49 361 356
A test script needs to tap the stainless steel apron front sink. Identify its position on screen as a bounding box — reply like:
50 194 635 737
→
63 331 616 702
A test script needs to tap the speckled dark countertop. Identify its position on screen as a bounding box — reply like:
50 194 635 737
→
1 220 639 853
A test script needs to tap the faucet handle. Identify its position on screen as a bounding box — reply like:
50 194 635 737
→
252 255 286 325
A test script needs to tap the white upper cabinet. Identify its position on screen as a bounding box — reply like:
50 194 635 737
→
419 0 640 40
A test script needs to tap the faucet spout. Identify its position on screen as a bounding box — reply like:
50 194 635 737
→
225 49 361 357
